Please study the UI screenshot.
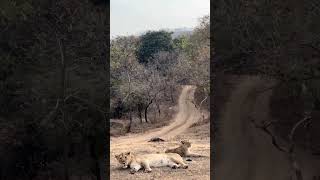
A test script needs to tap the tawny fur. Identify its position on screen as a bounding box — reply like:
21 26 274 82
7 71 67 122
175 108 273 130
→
115 151 188 174
165 140 206 157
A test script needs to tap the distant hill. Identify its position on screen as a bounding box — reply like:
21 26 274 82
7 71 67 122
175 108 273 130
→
170 27 193 39
136 27 193 39
111 27 194 40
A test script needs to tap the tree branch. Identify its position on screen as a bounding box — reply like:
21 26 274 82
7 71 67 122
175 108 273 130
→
250 117 288 153
40 99 60 127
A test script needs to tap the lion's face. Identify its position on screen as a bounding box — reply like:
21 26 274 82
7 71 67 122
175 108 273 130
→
181 140 191 148
115 152 132 168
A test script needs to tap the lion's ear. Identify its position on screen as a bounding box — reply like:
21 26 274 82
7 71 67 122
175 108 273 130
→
115 155 119 158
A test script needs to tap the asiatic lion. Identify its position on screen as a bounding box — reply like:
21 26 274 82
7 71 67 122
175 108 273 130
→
165 140 205 157
115 152 130 169
115 151 188 174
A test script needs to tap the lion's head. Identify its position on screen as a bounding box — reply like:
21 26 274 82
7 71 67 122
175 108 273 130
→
115 151 133 168
181 140 191 148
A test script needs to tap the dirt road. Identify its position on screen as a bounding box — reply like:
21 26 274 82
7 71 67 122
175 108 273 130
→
110 85 210 180
213 76 320 180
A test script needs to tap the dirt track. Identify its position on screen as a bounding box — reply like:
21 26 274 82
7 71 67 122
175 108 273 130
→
213 76 320 180
110 85 210 180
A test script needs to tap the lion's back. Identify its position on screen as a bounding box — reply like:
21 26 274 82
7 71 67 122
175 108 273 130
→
166 147 186 157
139 153 171 160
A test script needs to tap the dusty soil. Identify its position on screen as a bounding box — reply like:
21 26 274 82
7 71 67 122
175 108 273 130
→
110 86 210 180
213 75 320 180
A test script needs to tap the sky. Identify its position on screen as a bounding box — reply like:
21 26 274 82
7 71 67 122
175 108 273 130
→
111 0 210 38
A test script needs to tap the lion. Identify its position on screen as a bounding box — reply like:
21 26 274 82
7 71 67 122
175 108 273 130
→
115 152 130 169
115 151 188 174
165 140 205 157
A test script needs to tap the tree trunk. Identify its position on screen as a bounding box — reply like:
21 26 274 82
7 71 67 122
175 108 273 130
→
127 109 132 132
157 103 160 117
144 100 153 123
144 107 148 123
289 151 303 180
137 104 143 123
199 96 208 121
138 110 142 123
170 86 174 103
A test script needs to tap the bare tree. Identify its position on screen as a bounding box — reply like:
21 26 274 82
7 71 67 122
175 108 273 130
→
250 114 312 180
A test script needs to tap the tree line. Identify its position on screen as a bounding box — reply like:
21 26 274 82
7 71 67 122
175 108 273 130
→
110 15 210 132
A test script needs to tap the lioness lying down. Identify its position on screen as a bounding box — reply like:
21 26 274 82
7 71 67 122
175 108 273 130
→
165 140 206 157
115 151 188 174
